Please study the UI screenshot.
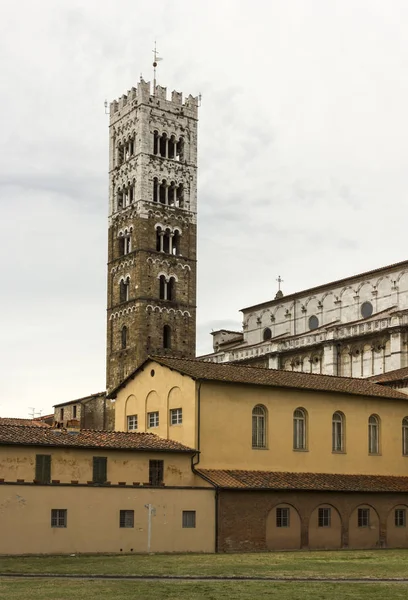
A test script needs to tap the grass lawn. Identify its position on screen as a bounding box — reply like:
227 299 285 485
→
2 579 408 600
1 550 408 579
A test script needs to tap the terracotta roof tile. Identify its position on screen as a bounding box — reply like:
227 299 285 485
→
198 469 408 493
369 367 408 384
0 424 195 453
127 356 408 401
0 418 50 428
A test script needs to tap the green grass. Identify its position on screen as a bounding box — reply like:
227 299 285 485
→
1 580 408 600
1 550 408 579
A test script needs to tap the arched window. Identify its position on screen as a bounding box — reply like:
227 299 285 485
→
402 417 408 456
293 408 307 450
153 130 159 155
163 325 171 349
368 415 380 454
120 277 130 303
121 326 128 350
332 412 344 452
263 328 272 341
159 275 166 300
167 277 176 301
252 405 267 448
153 177 158 202
172 231 180 256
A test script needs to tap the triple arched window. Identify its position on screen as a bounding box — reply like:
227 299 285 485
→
252 405 267 449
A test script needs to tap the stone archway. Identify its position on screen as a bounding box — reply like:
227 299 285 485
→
266 503 301 550
308 504 342 549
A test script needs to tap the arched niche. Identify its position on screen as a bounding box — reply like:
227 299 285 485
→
386 505 408 548
308 504 342 549
348 504 380 549
266 503 301 550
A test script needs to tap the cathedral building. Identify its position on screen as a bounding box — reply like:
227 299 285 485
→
201 260 408 379
106 80 199 392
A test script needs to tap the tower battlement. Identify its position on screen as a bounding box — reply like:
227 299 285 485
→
110 80 198 122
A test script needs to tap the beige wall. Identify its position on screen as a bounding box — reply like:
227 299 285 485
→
197 381 408 475
0 486 215 554
0 446 204 487
114 363 197 449
266 503 301 550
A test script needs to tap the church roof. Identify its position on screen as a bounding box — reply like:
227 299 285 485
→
241 258 408 312
108 355 408 401
198 469 408 493
369 367 408 384
0 424 195 453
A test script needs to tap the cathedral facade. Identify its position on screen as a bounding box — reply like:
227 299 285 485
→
106 81 199 392
202 260 408 378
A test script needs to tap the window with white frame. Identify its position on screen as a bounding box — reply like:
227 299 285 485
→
318 507 331 528
293 408 307 450
395 508 406 527
332 412 344 452
170 408 182 425
358 508 370 527
252 405 267 448
51 509 67 528
148 411 159 428
402 417 408 456
127 415 138 431
276 507 290 528
368 415 380 454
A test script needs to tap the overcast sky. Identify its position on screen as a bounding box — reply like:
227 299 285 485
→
1 0 408 417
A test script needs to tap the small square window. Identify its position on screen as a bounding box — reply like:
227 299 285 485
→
276 507 290 528
395 509 406 527
127 415 138 431
119 510 134 528
170 408 182 425
358 508 370 528
148 411 159 428
318 507 331 528
51 509 67 528
182 510 196 528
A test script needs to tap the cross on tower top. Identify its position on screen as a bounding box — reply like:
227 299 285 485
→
276 275 284 291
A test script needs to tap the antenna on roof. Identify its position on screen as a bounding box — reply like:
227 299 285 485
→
152 41 163 96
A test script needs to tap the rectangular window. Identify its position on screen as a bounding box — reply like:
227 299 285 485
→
276 507 290 528
395 509 406 527
182 510 196 528
35 454 51 484
93 457 107 484
60 408 64 421
149 459 164 486
127 415 138 431
119 510 134 528
73 405 77 419
358 508 370 528
51 509 67 528
170 408 182 425
148 411 159 428
318 507 331 528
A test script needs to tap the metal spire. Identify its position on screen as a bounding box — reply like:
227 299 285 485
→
152 41 163 96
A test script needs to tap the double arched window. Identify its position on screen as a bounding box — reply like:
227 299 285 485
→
402 417 408 456
368 415 380 455
119 277 130 303
252 405 267 449
159 275 176 301
332 412 345 452
293 408 307 450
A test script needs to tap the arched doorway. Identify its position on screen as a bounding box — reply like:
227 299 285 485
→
266 503 301 550
308 504 342 549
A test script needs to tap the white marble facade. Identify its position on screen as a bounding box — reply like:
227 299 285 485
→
202 260 408 378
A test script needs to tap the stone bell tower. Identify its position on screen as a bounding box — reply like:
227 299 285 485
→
106 79 198 392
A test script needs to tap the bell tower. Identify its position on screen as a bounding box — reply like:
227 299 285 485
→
106 79 198 392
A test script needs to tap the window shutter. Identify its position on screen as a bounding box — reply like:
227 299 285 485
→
93 457 107 483
36 455 51 483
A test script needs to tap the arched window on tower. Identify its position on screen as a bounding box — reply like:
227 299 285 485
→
121 326 128 350
159 133 167 158
153 130 159 155
120 277 130 303
252 405 267 449
159 180 166 204
119 230 131 256
153 177 158 203
176 137 184 161
168 181 176 206
159 275 166 300
172 231 180 256
163 325 171 349
168 135 176 159
167 277 176 301
176 184 184 208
